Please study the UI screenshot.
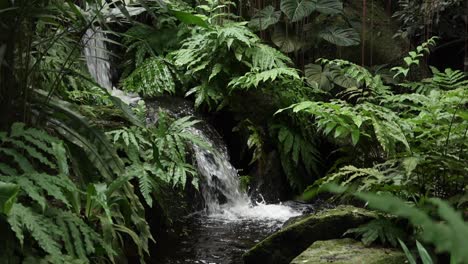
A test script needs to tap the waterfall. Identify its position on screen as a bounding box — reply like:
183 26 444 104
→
82 27 300 222
83 27 113 91
148 99 301 222
192 127 300 222
82 27 140 105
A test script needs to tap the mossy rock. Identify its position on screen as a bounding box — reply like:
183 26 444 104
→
290 238 406 264
243 205 378 264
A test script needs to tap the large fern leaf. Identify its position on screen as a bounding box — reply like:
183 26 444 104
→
122 57 176 97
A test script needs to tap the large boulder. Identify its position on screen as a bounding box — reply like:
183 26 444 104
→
291 238 406 264
243 205 378 264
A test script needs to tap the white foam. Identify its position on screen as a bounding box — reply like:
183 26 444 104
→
191 128 301 223
210 202 301 222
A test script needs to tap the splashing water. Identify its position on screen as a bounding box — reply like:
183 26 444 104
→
190 124 301 223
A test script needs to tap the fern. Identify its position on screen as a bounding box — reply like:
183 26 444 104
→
391 37 438 78
345 218 406 247
229 67 300 89
216 22 259 48
271 124 321 191
279 100 411 154
186 82 225 109
399 68 467 95
107 113 206 206
8 204 63 257
355 192 468 263
0 123 146 262
245 44 292 71
3 173 77 210
122 57 176 97
53 208 115 261
32 90 126 181
430 67 468 90
7 204 115 263
318 59 391 101
238 120 266 165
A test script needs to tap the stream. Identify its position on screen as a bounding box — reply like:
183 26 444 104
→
156 200 313 264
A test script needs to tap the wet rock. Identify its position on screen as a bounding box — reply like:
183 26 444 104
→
249 151 292 202
291 238 405 264
242 205 378 264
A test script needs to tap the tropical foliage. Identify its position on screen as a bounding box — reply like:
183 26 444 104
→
1 0 467 263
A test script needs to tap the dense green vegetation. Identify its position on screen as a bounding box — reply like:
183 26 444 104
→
0 0 467 263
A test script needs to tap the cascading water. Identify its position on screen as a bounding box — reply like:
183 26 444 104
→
82 27 140 105
192 128 301 222
83 27 113 91
147 99 302 223
83 28 305 262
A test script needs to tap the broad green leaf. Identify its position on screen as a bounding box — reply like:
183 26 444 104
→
304 63 332 90
334 126 347 138
319 27 360 47
249 6 281 31
351 129 360 146
171 10 209 28
0 182 19 215
280 0 317 22
316 0 343 14
399 239 417 264
271 28 304 53
416 241 433 264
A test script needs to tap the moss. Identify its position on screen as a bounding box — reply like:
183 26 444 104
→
291 238 406 264
242 205 378 264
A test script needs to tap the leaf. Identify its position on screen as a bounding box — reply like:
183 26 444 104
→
305 63 332 90
0 182 19 215
319 27 360 47
416 241 433 264
351 129 360 146
333 125 347 138
209 63 223 81
271 28 304 53
171 10 209 28
399 239 417 264
249 6 281 31
316 0 343 14
281 0 317 22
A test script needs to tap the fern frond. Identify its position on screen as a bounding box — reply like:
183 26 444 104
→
216 22 258 48
0 148 34 173
3 138 56 169
245 44 292 70
8 204 62 256
122 57 176 97
345 218 405 247
229 67 300 89
55 209 115 260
